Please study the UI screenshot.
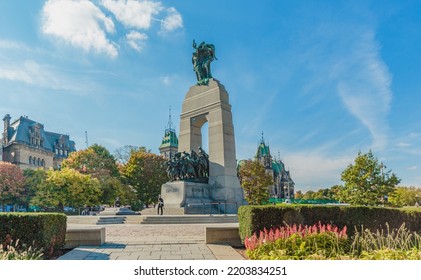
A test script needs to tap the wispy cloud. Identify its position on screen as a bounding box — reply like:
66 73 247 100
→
0 65 33 84
238 92 277 138
159 75 171 85
397 142 411 148
393 131 421 155
334 31 392 150
0 40 31 51
0 58 95 93
0 40 88 92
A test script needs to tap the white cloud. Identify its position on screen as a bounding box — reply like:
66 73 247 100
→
0 67 33 84
160 75 171 85
408 132 421 138
0 60 48 85
408 166 417 171
161 7 183 32
335 31 392 151
42 0 118 58
0 40 30 51
126 30 148 51
284 151 353 191
0 59 90 92
397 142 411 148
102 0 162 29
40 1 183 57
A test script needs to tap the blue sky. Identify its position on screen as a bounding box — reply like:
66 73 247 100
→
1 0 420 192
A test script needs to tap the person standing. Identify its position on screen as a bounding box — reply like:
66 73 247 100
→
157 195 164 215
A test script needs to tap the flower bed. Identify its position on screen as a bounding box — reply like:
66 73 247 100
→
244 222 421 260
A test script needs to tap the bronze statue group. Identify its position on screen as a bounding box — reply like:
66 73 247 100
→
165 147 209 182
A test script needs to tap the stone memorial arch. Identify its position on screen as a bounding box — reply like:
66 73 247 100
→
161 41 244 214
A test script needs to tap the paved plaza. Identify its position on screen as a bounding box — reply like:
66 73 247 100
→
58 223 244 260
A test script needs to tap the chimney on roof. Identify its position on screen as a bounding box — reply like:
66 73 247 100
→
3 114 11 145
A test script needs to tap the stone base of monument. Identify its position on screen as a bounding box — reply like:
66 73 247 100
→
162 181 212 207
161 180 244 214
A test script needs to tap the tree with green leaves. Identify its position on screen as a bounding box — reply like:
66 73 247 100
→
31 168 101 210
302 190 315 200
62 144 119 178
388 186 421 207
121 150 167 207
238 160 273 205
114 145 149 164
0 162 25 208
19 169 47 209
61 144 136 205
338 151 400 206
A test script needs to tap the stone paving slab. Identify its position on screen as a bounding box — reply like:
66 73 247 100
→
59 223 243 260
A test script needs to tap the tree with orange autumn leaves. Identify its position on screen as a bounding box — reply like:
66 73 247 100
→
0 162 25 207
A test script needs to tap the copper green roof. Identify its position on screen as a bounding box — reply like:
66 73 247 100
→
272 160 285 175
255 141 270 158
159 129 178 149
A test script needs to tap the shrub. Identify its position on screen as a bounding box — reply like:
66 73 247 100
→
238 205 421 243
0 213 67 258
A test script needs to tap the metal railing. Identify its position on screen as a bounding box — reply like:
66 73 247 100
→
187 201 238 215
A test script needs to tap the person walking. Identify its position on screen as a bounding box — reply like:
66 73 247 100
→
157 195 164 215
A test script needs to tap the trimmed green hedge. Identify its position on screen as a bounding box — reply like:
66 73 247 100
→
0 213 67 258
238 205 421 243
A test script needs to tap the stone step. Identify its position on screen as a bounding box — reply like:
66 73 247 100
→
67 214 237 225
67 216 100 224
96 216 125 225
140 207 185 215
124 216 144 224
140 215 238 224
140 205 230 215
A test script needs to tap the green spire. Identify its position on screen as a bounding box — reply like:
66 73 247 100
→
255 131 270 158
159 106 178 149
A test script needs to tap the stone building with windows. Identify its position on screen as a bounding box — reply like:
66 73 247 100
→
1 114 76 170
253 134 295 199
